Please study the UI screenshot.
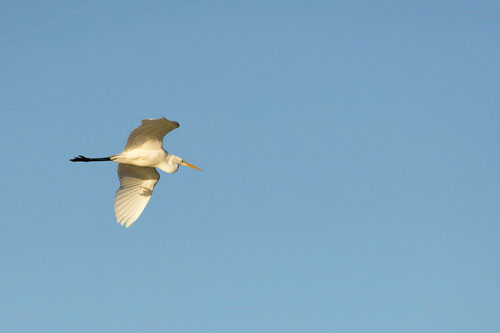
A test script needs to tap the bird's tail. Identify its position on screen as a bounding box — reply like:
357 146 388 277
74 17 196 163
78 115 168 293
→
70 155 111 162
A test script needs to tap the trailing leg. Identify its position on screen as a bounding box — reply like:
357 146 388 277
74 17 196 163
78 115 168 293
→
70 155 111 162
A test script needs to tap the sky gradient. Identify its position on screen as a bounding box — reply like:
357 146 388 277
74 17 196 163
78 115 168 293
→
1 1 499 332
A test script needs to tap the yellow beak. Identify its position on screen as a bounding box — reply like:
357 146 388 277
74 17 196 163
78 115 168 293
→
183 161 202 171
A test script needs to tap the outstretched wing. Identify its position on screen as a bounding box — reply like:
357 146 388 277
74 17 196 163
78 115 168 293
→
123 117 180 151
114 163 160 228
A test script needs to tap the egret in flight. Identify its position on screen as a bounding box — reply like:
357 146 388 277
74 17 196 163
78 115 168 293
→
70 117 201 228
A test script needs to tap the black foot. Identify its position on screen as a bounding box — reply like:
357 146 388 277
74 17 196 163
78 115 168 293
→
70 155 89 162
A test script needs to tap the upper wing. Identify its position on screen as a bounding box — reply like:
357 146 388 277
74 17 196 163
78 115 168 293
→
114 163 160 228
123 117 180 151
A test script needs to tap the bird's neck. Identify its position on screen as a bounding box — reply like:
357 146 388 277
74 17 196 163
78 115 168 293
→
158 154 181 173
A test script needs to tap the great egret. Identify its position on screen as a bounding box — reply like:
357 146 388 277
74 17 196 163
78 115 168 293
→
70 117 201 228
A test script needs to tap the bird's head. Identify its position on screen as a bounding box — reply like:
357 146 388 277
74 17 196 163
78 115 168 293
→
162 154 202 173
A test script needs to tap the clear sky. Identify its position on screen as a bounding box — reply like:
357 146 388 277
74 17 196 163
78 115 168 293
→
1 1 499 332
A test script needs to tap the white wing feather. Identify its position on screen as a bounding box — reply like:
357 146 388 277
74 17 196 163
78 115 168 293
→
123 117 179 151
114 164 160 228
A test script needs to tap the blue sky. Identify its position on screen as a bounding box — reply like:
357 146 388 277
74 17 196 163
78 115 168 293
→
1 1 499 332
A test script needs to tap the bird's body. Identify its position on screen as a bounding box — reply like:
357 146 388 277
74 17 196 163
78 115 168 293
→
111 147 170 169
71 117 201 228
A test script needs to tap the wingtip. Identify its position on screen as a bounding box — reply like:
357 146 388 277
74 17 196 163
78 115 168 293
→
116 220 130 229
160 116 179 126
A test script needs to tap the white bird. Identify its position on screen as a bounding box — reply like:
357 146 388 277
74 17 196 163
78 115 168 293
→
71 117 201 228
